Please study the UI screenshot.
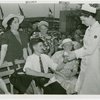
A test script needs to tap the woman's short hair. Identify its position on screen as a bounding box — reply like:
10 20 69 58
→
80 10 97 18
6 17 15 30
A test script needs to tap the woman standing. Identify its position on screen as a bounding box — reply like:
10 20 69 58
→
68 4 100 94
0 14 28 94
0 14 28 65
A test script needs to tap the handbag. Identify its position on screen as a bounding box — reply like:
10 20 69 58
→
10 67 33 93
9 62 49 93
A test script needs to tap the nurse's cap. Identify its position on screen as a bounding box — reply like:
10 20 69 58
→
81 4 96 14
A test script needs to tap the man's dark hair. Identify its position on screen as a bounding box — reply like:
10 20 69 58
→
29 38 44 52
80 10 97 18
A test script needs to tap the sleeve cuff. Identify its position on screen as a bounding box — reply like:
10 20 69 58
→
74 47 84 59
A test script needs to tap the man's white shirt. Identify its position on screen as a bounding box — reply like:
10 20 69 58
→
23 53 57 73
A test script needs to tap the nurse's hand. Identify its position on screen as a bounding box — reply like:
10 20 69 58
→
67 51 76 61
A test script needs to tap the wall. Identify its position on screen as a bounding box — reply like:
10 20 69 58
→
0 3 61 18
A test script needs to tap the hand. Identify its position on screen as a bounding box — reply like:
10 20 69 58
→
67 52 76 61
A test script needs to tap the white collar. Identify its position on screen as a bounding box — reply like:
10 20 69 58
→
32 53 43 57
88 21 99 31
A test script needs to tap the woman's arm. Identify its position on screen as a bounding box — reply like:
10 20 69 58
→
75 29 100 59
0 44 8 66
23 48 28 60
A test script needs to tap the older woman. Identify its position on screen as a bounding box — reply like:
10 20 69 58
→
51 39 79 94
34 21 55 56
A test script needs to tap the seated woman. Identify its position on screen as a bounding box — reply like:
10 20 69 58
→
51 38 79 94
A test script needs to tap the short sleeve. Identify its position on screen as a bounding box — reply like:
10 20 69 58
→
1 33 9 45
23 56 33 72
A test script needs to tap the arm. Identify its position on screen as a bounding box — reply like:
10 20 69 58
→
23 48 28 60
25 68 54 79
75 30 100 59
22 32 29 59
23 56 54 78
0 44 8 66
0 32 9 66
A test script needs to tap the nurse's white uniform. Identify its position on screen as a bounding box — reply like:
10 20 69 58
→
75 21 100 94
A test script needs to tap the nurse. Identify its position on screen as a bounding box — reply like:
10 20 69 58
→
67 4 100 94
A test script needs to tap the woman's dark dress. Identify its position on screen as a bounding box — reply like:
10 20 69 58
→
1 30 28 62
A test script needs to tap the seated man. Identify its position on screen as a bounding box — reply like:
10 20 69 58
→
51 38 79 94
23 38 66 94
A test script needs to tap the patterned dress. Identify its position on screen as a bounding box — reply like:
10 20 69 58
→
52 50 79 94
